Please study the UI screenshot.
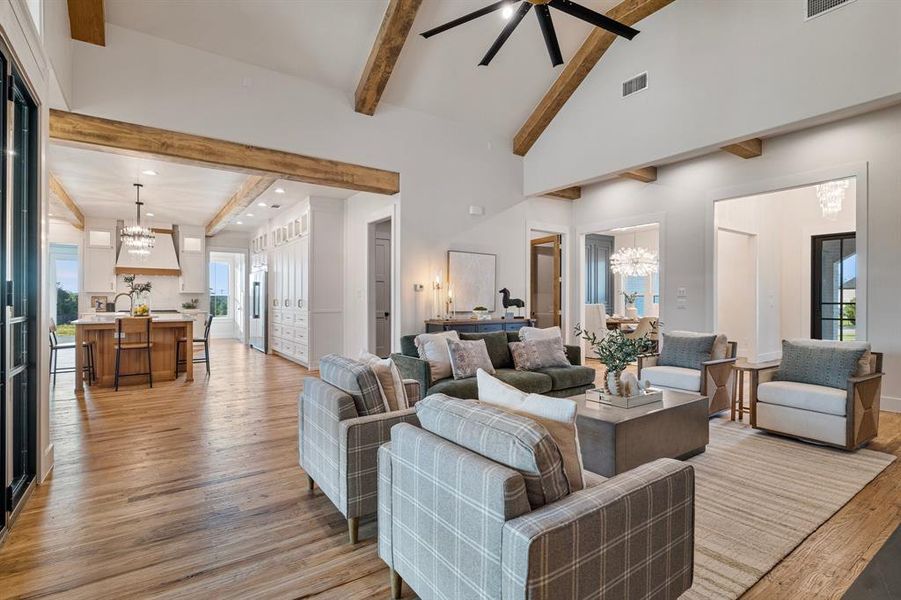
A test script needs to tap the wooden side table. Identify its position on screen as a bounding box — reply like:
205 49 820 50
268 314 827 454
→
731 359 781 422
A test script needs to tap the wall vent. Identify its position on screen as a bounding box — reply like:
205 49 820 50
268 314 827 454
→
806 0 855 19
622 72 648 97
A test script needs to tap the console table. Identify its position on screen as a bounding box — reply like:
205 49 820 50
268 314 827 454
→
424 317 534 334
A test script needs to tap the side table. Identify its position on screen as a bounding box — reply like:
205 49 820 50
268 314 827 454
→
731 359 780 422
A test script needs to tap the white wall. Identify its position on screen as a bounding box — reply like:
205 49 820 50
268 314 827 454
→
524 0 901 194
571 102 901 410
72 24 526 340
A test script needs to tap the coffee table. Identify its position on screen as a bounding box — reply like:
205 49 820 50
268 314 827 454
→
573 389 709 477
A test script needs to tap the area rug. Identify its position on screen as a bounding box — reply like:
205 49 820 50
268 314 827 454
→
682 418 896 599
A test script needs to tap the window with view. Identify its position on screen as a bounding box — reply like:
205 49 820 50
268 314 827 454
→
209 261 230 317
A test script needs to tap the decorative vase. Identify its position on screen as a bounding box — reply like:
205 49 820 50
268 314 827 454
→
625 305 638 319
472 308 490 320
604 369 623 396
132 291 151 317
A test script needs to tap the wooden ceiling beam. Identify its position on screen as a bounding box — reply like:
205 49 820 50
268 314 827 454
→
721 138 763 159
67 0 105 46
513 0 675 157
355 0 423 116
49 110 400 195
206 175 278 236
619 166 657 183
48 171 85 230
545 186 582 200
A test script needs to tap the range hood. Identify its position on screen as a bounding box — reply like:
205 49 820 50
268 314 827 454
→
116 228 182 276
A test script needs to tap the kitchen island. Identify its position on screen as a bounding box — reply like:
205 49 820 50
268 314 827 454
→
73 314 194 392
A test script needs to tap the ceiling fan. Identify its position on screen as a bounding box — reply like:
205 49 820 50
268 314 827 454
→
421 0 639 67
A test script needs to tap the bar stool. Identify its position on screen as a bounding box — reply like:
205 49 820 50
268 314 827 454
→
49 319 96 387
115 317 153 391
176 314 214 377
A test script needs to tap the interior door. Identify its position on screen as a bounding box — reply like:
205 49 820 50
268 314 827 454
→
812 232 856 341
3 62 39 527
530 235 561 328
373 227 391 357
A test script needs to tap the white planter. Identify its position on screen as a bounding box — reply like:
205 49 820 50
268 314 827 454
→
625 306 638 319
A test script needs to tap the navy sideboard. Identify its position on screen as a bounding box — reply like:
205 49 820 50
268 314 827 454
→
424 318 535 334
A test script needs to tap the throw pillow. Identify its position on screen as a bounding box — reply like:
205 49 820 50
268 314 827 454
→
477 369 585 491
359 352 408 411
519 326 563 342
775 339 869 389
671 330 729 360
446 338 495 380
658 332 717 371
509 338 570 371
414 330 460 381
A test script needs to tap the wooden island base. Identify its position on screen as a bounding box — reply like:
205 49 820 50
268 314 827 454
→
74 318 193 392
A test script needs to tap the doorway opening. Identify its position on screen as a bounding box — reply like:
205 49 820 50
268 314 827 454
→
714 177 857 361
209 251 247 342
530 233 562 328
368 218 392 357
48 244 79 343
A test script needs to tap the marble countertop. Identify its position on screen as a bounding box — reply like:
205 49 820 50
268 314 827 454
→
74 313 195 324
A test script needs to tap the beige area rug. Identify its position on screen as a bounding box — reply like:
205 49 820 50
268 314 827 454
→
682 418 896 599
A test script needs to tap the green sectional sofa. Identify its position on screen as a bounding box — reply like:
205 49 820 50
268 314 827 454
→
392 331 596 399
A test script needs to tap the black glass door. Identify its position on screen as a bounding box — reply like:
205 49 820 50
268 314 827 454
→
811 232 856 341
2 47 39 528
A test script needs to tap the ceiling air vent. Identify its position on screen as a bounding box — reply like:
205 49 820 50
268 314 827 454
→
806 0 855 19
622 72 648 98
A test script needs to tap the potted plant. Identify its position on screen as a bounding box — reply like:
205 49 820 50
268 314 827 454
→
574 326 653 396
622 291 640 319
471 306 490 320
123 274 152 317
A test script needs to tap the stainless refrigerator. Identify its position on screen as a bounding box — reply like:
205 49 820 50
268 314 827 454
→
249 270 268 352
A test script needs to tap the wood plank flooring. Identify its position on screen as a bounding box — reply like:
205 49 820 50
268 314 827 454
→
0 344 896 599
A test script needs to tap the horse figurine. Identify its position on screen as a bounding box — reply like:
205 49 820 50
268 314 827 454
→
499 288 525 309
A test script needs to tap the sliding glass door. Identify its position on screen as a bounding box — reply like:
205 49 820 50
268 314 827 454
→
2 46 39 529
811 232 856 341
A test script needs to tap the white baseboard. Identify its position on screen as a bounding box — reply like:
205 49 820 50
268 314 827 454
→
882 395 901 413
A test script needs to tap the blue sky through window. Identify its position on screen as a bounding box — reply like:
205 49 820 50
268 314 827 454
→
209 262 229 296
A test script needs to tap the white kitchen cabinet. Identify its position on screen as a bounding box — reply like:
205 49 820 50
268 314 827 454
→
178 226 206 293
83 226 116 292
264 201 340 368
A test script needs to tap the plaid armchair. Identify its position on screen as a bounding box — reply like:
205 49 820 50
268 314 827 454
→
299 356 421 544
378 422 695 600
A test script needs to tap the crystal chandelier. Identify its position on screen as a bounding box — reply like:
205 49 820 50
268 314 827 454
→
121 183 155 256
610 246 659 277
816 179 849 219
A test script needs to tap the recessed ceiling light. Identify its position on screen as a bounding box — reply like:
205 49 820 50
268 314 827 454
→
501 3 515 19
246 213 254 217
274 187 285 194
142 170 158 176
258 202 267 207
146 212 155 217
236 221 243 225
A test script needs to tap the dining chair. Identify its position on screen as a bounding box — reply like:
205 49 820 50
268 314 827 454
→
49 319 96 387
624 316 658 340
115 317 153 391
176 314 214 377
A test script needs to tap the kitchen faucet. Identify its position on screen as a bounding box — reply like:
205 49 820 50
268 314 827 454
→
113 292 134 314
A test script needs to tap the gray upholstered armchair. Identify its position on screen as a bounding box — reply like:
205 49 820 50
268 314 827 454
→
378 396 695 600
299 355 421 543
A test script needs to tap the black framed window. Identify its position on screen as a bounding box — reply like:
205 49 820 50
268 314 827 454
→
811 232 856 341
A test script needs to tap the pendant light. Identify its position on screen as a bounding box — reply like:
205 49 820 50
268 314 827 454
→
121 183 155 256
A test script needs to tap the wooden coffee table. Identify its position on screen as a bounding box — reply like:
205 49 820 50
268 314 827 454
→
574 389 709 477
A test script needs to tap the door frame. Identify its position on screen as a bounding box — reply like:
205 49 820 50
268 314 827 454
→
366 204 400 355
707 163 868 342
526 222 570 340
368 217 392 356
529 234 561 327
206 246 250 343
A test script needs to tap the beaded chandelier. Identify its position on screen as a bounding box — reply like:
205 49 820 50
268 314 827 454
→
121 183 155 256
610 246 659 277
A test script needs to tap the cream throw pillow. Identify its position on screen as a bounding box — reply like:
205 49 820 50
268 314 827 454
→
519 326 563 342
414 330 460 381
359 352 408 412
476 369 585 491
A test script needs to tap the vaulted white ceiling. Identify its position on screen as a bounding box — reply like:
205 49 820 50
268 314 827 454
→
104 0 620 139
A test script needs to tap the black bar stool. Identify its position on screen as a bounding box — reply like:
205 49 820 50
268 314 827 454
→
176 314 214 377
115 317 153 391
49 319 95 387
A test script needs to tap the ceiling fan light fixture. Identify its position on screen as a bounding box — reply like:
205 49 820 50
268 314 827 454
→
501 3 515 19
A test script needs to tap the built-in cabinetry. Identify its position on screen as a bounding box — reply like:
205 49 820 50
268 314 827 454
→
252 197 342 369
177 225 206 293
83 226 117 292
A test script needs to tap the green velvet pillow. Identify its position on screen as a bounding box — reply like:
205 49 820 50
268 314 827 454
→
460 331 513 368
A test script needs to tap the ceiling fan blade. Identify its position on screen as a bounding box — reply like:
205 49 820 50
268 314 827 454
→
479 2 531 66
549 0 640 40
535 5 563 67
421 0 521 39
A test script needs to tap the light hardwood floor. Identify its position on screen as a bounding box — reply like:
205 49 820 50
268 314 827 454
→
0 343 897 599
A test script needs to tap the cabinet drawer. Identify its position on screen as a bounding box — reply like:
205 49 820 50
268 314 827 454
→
271 338 283 352
476 323 504 332
293 328 308 343
272 311 283 324
295 311 308 324
282 341 296 356
272 324 283 338
283 325 296 339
